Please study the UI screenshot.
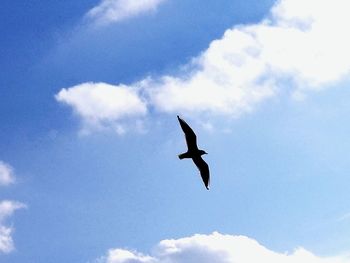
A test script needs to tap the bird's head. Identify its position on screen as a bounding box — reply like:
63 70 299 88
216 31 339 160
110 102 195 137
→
199 150 208 156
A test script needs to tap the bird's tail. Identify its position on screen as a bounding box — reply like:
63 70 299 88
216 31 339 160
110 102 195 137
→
178 153 188 159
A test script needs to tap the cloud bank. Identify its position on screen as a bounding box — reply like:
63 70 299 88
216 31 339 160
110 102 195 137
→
97 232 349 263
0 161 15 186
57 0 350 133
86 0 166 26
0 200 26 254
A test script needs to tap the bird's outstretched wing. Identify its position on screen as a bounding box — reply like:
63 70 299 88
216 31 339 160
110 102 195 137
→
192 156 210 190
177 115 198 151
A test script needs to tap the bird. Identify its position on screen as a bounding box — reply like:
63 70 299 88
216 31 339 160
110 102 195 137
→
177 115 210 190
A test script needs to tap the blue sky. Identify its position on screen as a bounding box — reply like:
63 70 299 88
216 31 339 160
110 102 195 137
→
1 0 350 262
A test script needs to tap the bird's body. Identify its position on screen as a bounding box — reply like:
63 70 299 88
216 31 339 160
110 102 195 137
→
177 115 210 190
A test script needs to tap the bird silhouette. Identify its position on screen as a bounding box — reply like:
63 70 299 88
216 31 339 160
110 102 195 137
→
177 115 210 190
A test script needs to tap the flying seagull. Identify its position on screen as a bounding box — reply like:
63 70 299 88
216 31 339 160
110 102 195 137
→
177 115 210 190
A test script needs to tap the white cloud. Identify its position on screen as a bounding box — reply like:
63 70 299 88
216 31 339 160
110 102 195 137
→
97 232 350 263
0 164 25 254
0 200 26 254
0 201 26 222
59 0 350 132
0 226 15 254
105 249 154 263
0 161 15 186
86 0 166 26
146 0 350 116
55 82 147 134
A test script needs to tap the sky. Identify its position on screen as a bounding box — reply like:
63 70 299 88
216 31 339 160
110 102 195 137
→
1 0 350 262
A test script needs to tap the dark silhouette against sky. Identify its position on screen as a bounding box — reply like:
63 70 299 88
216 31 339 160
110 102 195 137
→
177 115 210 190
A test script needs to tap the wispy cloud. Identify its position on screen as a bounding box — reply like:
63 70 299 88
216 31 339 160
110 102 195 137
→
96 232 350 263
58 0 350 133
0 162 26 254
0 161 15 186
337 212 350 222
0 200 26 254
86 0 166 27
